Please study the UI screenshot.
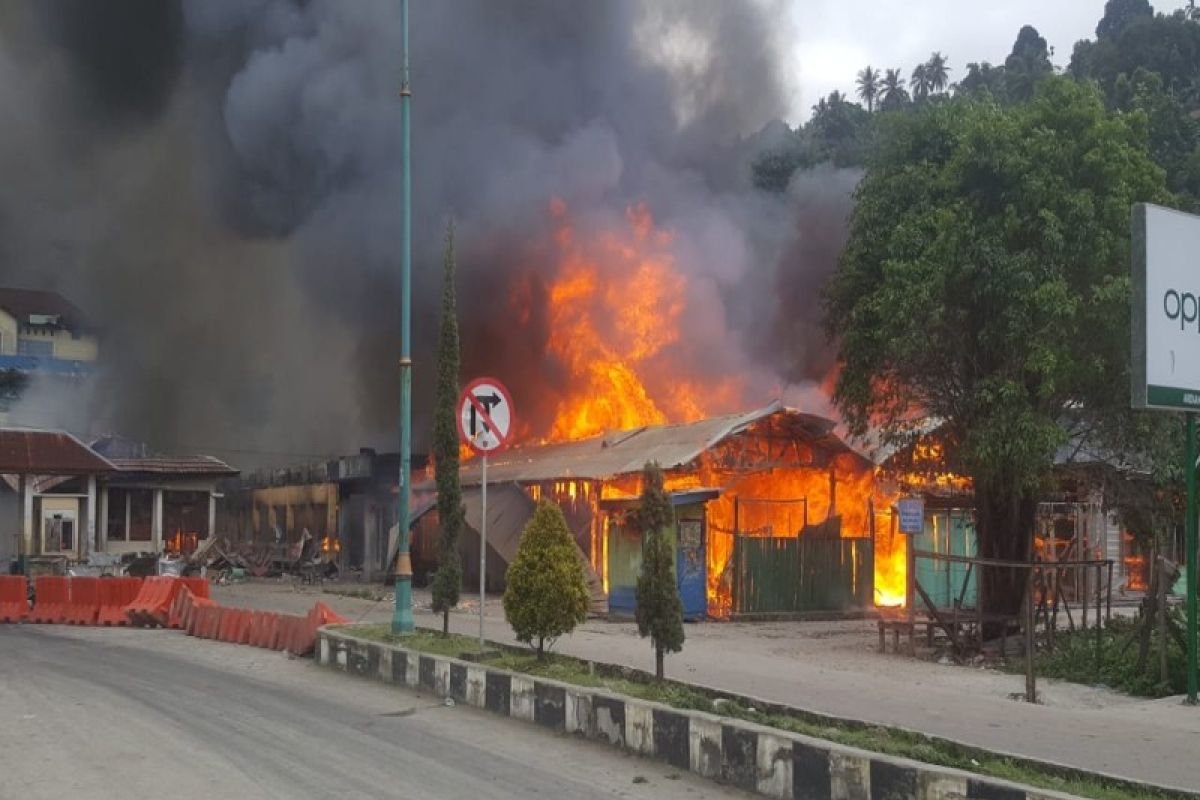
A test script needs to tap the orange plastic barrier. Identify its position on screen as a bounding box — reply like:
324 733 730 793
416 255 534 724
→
63 577 100 625
123 576 184 627
97 577 144 626
181 576 210 600
29 576 70 624
0 575 28 623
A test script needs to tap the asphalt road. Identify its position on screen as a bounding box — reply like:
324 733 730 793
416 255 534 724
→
0 625 748 800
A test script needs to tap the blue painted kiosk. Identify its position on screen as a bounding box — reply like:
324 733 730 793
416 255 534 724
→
599 488 718 621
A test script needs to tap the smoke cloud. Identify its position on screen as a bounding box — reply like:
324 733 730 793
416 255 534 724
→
0 0 857 466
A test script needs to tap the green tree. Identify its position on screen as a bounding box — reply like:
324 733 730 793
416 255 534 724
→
824 77 1167 621
911 63 931 102
1004 25 1055 101
634 463 684 680
1096 0 1154 41
926 52 951 93
856 65 881 112
957 61 1008 100
430 222 465 636
879 68 909 110
502 500 589 659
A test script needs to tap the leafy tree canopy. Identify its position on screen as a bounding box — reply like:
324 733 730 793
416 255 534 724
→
824 78 1168 605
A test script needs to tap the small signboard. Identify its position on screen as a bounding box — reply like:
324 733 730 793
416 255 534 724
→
457 377 515 456
1132 203 1200 411
897 497 924 535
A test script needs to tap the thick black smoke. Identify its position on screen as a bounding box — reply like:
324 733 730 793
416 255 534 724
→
0 0 856 465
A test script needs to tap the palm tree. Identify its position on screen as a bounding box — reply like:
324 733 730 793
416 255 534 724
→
880 68 909 110
911 63 931 101
856 65 881 112
925 52 950 93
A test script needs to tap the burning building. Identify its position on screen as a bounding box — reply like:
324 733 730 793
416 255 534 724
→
418 401 898 619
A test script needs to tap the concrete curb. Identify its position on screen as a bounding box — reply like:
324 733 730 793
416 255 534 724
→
317 627 1085 800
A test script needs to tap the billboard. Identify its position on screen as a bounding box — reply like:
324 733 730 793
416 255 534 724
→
1132 203 1200 411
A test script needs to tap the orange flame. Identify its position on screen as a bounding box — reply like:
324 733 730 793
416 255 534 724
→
540 199 740 441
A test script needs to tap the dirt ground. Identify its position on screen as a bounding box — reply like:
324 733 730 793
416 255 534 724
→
212 579 1200 793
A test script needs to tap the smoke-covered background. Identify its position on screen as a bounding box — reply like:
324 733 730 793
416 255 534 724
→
0 0 857 465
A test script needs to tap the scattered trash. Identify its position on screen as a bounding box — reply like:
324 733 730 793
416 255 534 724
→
444 697 456 708
632 776 648 784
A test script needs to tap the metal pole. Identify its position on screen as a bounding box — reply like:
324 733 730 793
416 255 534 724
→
392 0 415 635
480 454 488 650
1186 412 1197 704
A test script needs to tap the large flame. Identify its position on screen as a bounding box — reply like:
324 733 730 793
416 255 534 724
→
539 198 740 441
521 198 935 616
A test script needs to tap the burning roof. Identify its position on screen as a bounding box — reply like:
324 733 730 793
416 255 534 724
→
453 402 868 487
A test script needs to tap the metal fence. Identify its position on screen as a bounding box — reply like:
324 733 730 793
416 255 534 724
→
732 535 874 614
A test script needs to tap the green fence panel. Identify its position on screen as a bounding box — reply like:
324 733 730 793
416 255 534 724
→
734 536 874 613
913 511 977 609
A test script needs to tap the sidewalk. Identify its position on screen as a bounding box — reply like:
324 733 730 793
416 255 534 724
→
213 580 1200 793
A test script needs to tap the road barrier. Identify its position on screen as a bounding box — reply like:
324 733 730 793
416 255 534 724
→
97 577 144 626
5 573 350 660
0 575 28 623
29 576 70 624
63 576 100 625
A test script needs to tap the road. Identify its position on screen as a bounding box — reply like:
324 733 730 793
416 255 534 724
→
0 625 749 800
215 582 1200 794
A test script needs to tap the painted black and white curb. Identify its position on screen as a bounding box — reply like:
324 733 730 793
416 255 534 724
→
316 628 1082 800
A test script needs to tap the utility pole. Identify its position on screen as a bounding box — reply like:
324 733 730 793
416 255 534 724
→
392 0 415 635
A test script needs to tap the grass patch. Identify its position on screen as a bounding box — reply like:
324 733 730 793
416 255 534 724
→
341 624 1190 800
1013 614 1188 698
323 586 389 602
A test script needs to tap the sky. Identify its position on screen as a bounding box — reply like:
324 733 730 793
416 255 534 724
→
783 0 1115 122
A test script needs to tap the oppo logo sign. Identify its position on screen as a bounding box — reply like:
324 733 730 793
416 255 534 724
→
1164 289 1200 332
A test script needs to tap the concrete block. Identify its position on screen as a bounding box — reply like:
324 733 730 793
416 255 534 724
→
564 687 593 735
435 660 450 697
792 740 832 800
403 652 418 688
449 663 467 702
465 666 487 709
830 751 871 800
722 724 759 791
624 702 655 756
510 675 535 722
378 647 393 682
418 656 436 692
486 671 511 716
652 709 690 771
966 780 1025 800
335 642 348 670
317 636 330 665
534 682 566 731
870 759 917 800
918 772 968 800
757 732 794 799
689 715 723 780
592 695 625 747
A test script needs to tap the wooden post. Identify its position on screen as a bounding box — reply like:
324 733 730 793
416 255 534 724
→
732 497 741 614
1106 560 1114 626
1025 566 1037 703
1159 557 1169 687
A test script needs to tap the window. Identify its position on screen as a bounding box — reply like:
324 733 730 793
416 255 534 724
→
129 490 153 541
107 489 128 540
17 338 52 357
42 512 75 553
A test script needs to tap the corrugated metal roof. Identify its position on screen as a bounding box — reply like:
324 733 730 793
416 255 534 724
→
454 402 859 486
0 428 116 474
110 455 238 477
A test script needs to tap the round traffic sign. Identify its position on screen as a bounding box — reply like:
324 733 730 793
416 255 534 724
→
457 377 515 456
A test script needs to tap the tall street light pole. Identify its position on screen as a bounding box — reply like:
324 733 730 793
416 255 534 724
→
392 0 415 635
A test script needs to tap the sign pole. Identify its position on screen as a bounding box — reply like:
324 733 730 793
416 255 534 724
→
391 0 415 635
1188 412 1198 704
480 453 488 650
